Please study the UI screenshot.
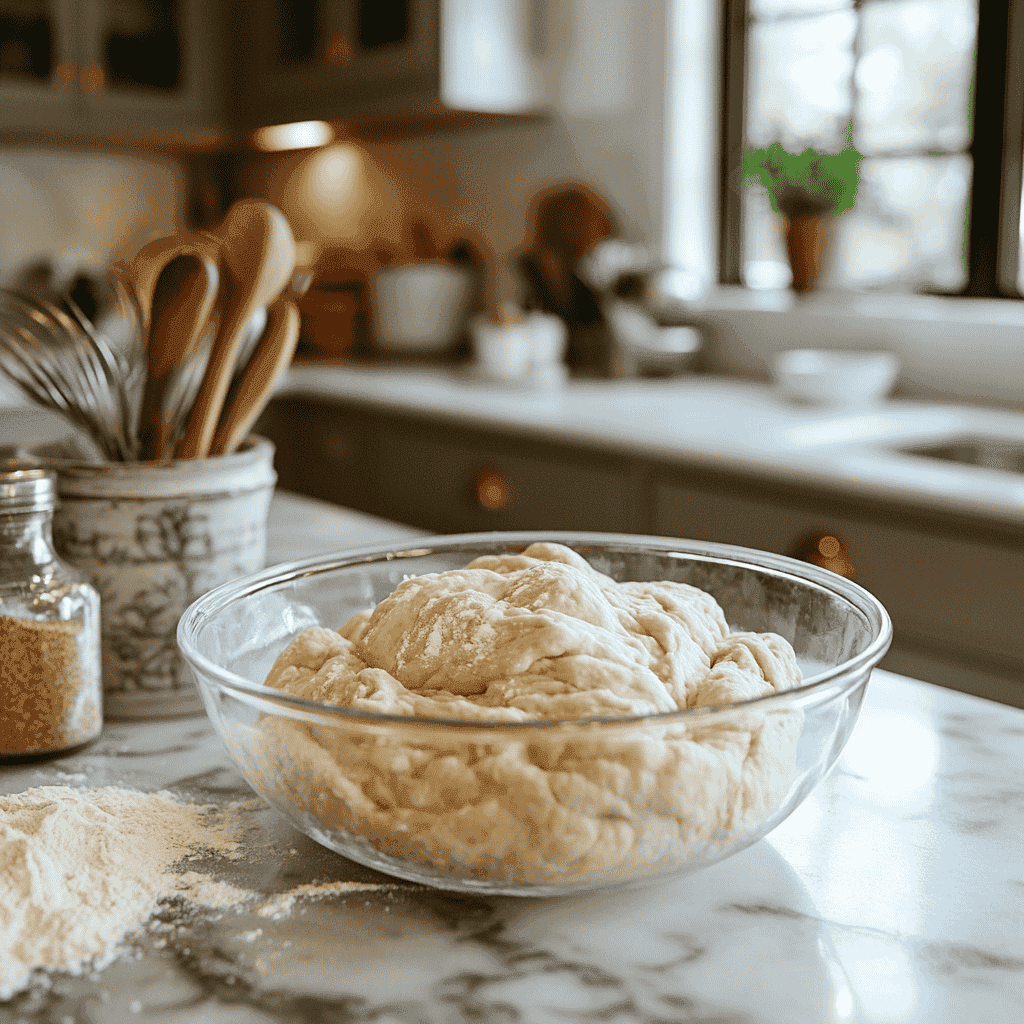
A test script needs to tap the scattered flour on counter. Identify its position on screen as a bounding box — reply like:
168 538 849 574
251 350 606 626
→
256 881 403 920
0 785 250 999
169 871 252 908
0 786 419 999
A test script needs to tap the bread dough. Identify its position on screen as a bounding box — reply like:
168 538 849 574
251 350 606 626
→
247 542 805 887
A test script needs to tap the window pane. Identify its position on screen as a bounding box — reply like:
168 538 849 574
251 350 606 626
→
103 0 181 91
831 155 970 289
856 0 977 155
357 0 409 50
742 189 792 289
277 0 321 64
747 10 857 150
742 156 970 291
750 0 851 16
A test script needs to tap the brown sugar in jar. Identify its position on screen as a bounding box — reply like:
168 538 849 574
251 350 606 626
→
0 467 101 761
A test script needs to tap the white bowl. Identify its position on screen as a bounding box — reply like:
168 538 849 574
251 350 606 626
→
370 261 474 352
773 349 900 407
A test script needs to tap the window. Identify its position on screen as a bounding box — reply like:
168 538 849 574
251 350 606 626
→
718 0 1024 296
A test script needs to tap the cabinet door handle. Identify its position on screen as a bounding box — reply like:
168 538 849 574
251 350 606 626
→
52 62 75 90
80 62 104 93
788 530 855 578
473 469 512 511
323 33 352 66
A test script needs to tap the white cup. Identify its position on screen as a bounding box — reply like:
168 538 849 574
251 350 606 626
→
472 312 567 386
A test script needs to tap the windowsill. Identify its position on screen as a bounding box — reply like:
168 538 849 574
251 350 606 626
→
654 287 1024 410
659 285 1024 327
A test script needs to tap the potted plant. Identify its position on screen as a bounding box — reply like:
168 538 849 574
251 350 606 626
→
742 128 862 293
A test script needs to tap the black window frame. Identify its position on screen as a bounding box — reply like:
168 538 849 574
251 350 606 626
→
718 0 1024 298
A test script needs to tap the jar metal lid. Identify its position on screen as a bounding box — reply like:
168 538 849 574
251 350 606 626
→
0 466 56 513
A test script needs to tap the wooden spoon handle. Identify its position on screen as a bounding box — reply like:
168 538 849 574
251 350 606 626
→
175 290 258 460
176 201 296 460
138 254 219 461
209 299 300 457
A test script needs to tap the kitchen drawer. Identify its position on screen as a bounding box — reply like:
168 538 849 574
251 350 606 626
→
368 422 635 534
654 480 1024 674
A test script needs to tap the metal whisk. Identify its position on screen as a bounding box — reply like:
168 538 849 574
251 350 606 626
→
0 280 145 462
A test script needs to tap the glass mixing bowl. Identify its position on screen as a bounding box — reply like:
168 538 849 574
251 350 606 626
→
177 532 892 896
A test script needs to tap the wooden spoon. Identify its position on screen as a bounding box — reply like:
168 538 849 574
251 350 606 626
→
137 253 219 461
209 298 300 457
129 232 222 332
177 200 296 460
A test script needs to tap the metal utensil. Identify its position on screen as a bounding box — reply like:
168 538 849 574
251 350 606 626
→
62 284 146 458
0 289 139 461
0 297 87 430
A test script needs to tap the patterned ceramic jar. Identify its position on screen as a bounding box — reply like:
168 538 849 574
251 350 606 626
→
45 437 276 719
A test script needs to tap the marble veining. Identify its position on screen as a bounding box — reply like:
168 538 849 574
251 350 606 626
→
0 494 1022 1023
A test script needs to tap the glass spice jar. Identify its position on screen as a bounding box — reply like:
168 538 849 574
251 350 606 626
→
0 466 102 761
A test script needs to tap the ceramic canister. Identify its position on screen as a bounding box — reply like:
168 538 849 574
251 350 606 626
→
45 437 276 719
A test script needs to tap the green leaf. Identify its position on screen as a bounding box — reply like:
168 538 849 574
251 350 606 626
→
742 125 862 217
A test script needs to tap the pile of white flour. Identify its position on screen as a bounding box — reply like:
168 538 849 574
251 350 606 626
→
0 785 250 999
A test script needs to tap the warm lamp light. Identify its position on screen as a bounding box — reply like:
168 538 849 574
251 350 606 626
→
253 121 334 152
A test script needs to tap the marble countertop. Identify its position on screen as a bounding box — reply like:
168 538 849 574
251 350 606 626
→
277 364 1024 527
1 492 1022 1024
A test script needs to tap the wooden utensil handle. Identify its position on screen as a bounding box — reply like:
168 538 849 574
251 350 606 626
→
209 299 300 457
138 254 219 461
175 293 255 460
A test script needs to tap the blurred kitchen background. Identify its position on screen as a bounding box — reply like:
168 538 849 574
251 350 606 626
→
3 0 1024 706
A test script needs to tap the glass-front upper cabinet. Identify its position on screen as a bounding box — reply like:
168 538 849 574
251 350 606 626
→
0 0 225 143
274 0 429 80
92 0 183 95
0 0 78 127
75 0 218 134
235 0 439 130
0 0 64 84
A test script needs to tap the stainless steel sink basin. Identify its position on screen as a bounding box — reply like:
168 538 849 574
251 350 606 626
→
897 436 1024 474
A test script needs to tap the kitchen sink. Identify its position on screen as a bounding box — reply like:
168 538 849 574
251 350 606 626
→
896 435 1024 474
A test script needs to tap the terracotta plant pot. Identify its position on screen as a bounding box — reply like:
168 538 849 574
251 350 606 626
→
784 214 832 294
